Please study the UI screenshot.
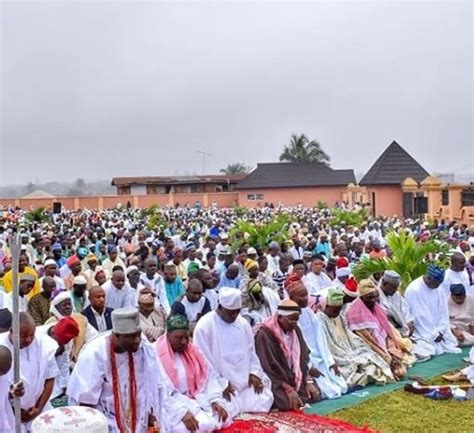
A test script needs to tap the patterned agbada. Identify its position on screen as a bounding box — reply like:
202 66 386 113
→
347 280 414 380
27 291 52 325
316 311 395 387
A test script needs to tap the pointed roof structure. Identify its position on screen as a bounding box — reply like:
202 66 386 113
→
359 141 430 186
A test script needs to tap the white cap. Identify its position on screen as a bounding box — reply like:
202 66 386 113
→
44 258 57 268
111 308 141 334
247 247 257 255
220 233 228 240
218 287 242 310
73 275 87 285
335 267 351 278
126 265 139 275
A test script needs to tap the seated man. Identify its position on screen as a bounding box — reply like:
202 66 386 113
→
347 279 414 381
286 276 348 399
193 287 273 414
163 264 186 306
317 288 395 387
378 270 434 361
241 261 280 326
82 286 114 332
447 284 474 346
28 276 56 326
405 264 461 355
138 292 166 343
254 299 319 410
303 254 333 296
217 264 240 290
171 279 211 331
156 314 237 432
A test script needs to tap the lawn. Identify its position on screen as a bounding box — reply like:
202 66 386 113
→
329 374 474 433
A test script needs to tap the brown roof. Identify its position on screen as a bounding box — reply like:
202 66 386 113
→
359 141 430 186
111 174 246 187
236 162 355 189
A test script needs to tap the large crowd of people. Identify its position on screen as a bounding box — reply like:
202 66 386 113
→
0 204 473 432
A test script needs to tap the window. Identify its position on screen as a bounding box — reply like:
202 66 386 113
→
117 186 131 195
461 188 474 207
247 193 264 201
441 189 449 206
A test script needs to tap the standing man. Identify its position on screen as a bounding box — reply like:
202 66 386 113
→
0 312 59 429
68 308 165 432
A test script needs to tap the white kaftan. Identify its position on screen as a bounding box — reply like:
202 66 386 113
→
298 308 348 399
405 277 461 355
67 332 165 433
193 311 273 413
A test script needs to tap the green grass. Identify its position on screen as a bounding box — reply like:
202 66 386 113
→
330 374 474 433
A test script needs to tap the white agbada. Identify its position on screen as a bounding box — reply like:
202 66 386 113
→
378 288 435 361
139 273 170 314
203 289 218 311
266 254 280 275
0 331 59 430
440 269 473 297
405 276 461 355
303 272 333 295
157 345 238 433
298 307 348 399
3 293 28 313
103 280 137 310
0 368 15 433
193 311 273 413
67 332 165 433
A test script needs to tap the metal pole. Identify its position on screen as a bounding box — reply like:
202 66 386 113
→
10 233 21 433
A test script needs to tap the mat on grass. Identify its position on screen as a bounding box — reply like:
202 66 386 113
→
217 410 378 432
305 346 470 415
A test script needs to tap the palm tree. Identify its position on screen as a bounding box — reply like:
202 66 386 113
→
353 231 450 292
279 133 331 165
220 163 251 175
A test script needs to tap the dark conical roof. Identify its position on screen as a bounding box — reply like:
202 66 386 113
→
359 141 430 186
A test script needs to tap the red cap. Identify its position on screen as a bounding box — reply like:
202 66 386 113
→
52 316 80 345
336 257 349 269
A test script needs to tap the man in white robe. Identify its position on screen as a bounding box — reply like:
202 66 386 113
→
286 279 348 399
0 345 24 433
440 253 473 297
378 270 435 361
139 257 170 313
405 264 461 356
303 254 333 296
4 274 36 313
447 283 474 346
193 287 274 413
103 270 137 310
0 312 59 432
68 308 165 433
156 314 238 432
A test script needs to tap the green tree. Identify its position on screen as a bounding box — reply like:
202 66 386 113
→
353 231 450 292
220 163 251 175
279 133 331 165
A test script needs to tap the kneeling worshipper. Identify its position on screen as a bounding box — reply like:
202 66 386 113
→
0 345 25 433
447 283 474 346
156 314 237 432
317 288 395 387
171 278 212 333
347 279 415 381
193 287 274 414
46 291 98 363
138 292 166 343
405 264 461 355
0 312 59 431
378 270 434 361
67 308 165 433
241 260 280 326
286 276 348 399
254 299 320 410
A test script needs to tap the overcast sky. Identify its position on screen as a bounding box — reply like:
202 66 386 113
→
1 1 472 185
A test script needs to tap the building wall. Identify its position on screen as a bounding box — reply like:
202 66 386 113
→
237 186 345 207
130 185 147 196
365 186 404 217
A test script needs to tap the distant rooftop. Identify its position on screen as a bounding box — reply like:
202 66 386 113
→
22 189 55 199
111 174 246 187
236 162 355 189
359 141 430 186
